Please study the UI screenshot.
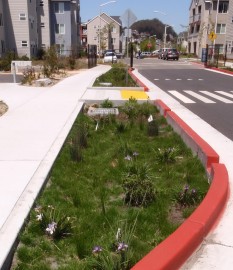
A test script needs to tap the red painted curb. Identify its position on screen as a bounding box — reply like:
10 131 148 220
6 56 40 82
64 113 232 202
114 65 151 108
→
132 163 229 270
127 83 229 269
128 69 149 92
154 100 171 116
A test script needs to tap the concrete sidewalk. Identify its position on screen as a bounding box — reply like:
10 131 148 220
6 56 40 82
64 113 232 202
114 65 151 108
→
0 65 111 269
0 64 232 269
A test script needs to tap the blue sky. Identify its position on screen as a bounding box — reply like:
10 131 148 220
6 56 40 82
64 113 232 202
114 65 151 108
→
79 0 191 34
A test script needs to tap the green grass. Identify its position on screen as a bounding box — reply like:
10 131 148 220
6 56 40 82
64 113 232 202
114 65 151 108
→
93 63 137 87
12 101 209 270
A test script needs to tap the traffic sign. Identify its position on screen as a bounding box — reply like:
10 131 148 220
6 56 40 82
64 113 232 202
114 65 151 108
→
208 31 217 42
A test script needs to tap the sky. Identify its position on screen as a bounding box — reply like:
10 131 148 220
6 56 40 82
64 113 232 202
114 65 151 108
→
79 0 191 34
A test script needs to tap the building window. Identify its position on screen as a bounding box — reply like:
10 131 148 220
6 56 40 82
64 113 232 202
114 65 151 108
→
19 13 26 20
54 2 64 14
0 13 3 26
56 44 65 55
111 38 116 44
111 26 116 33
1 40 5 53
218 1 229 13
55 24 65 34
41 22 45 28
216 24 226 34
21 41 28 47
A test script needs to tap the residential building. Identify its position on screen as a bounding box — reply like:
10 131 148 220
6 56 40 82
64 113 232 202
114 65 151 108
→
0 0 6 57
177 31 188 51
188 0 233 59
0 0 81 59
80 22 87 53
3 0 38 58
86 13 122 55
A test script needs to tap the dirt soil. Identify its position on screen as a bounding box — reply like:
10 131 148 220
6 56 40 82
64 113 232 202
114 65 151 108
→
0 101 8 117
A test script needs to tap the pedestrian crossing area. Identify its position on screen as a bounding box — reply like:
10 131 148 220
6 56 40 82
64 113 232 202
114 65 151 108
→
168 90 233 104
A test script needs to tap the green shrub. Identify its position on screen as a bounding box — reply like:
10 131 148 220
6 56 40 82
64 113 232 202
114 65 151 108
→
100 98 113 108
21 67 36 85
122 163 155 207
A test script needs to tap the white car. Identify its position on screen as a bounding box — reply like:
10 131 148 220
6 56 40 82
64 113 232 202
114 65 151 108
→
103 52 117 63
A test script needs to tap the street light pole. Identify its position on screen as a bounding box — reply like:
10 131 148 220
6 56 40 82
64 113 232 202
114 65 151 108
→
99 1 116 58
164 25 172 49
153 10 167 49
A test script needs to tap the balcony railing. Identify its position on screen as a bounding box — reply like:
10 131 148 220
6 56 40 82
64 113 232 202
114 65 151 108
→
189 13 201 23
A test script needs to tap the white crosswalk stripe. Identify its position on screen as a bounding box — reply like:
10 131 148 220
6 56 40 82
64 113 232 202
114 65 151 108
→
200 91 233 103
215 91 233 99
184 91 215 103
168 91 195 103
167 90 233 104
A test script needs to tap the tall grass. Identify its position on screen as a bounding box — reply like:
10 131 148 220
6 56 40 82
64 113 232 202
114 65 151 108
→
12 101 209 270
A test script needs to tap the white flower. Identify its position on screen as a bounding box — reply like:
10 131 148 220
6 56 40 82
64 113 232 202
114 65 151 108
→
36 213 43 221
116 228 122 241
46 221 57 235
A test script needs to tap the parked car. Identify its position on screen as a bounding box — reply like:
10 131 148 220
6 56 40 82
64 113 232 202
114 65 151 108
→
158 48 169 59
103 52 117 63
140 51 151 57
163 48 179 60
152 49 160 56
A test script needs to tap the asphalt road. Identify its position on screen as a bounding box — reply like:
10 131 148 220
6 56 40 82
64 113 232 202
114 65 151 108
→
0 73 23 83
135 58 233 141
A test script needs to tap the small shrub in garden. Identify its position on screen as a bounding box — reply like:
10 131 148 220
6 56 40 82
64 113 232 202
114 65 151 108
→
155 147 179 164
21 67 36 85
122 162 155 207
121 97 140 122
34 205 75 240
175 185 201 207
70 136 83 162
123 176 156 207
77 122 89 148
100 98 113 108
116 121 127 133
139 101 156 118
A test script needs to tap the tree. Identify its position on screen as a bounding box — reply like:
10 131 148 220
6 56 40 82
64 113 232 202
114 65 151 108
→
132 18 177 42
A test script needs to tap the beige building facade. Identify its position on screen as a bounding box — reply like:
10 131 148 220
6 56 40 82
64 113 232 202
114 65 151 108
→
87 13 122 55
188 0 233 59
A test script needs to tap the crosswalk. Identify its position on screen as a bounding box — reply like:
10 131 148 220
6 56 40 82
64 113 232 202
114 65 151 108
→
168 90 233 104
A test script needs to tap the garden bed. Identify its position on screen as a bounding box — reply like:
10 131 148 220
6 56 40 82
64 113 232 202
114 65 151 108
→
11 99 209 270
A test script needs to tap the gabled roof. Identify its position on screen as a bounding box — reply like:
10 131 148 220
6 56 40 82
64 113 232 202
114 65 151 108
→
86 12 122 26
111 16 122 25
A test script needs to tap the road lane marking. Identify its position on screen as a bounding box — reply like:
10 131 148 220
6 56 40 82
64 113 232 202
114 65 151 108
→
200 91 233 103
165 78 171 80
215 91 233 99
184 91 215 103
176 79 182 81
168 90 195 103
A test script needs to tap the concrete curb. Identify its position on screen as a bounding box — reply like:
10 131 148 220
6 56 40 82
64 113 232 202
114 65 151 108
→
128 68 149 92
131 100 229 270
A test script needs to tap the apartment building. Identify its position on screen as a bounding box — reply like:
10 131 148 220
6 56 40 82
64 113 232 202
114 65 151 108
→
188 0 233 59
0 0 6 57
87 13 122 55
0 0 81 59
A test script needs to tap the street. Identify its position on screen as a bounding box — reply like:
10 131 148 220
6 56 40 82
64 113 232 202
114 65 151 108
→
0 73 23 83
134 57 233 141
